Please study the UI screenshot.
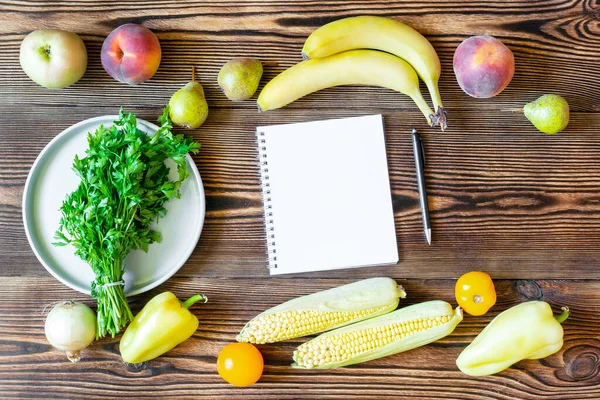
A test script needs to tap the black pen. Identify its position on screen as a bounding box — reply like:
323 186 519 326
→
411 128 431 245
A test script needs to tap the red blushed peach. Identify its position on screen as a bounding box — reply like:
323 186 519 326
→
101 24 161 85
453 35 514 98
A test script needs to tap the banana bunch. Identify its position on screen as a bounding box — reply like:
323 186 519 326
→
257 16 447 130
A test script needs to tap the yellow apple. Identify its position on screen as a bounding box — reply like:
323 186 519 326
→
20 29 87 89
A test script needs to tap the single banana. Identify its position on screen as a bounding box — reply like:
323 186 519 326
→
257 49 436 126
302 15 447 129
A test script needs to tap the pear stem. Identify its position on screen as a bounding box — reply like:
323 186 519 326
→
191 66 196 82
500 108 525 113
261 61 279 67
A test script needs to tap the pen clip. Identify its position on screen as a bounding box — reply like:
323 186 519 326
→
412 128 426 167
418 134 426 167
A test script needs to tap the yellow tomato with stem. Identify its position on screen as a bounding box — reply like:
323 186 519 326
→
217 342 264 387
455 271 497 316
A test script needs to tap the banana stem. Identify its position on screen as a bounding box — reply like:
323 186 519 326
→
426 80 444 116
433 107 448 131
423 80 447 130
412 94 435 127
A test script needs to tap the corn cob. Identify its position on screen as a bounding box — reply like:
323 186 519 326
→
237 277 406 344
292 300 462 369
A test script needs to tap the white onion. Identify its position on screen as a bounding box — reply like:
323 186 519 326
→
45 301 97 362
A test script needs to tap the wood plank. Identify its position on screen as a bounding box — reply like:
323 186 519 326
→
0 0 599 279
1 107 599 278
0 276 598 399
1 0 600 398
0 1 599 112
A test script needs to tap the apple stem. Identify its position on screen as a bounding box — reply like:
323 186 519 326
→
38 45 52 61
191 66 196 82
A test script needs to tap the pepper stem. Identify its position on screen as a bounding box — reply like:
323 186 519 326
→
555 306 569 324
181 294 207 309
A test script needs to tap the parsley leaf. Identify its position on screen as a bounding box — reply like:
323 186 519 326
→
54 107 200 338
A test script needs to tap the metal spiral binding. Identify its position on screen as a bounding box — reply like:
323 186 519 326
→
257 131 277 270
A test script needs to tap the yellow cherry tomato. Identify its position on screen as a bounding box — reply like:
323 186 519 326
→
455 271 496 316
217 343 263 387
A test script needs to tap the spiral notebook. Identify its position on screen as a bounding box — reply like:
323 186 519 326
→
256 114 398 275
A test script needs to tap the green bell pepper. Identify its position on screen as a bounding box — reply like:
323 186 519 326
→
120 292 207 363
456 301 568 376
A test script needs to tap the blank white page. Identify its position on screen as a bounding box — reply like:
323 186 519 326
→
257 114 398 275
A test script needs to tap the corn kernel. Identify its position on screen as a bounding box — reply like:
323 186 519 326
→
293 314 456 368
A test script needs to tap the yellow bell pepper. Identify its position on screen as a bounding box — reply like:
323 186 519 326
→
456 301 568 376
120 292 207 363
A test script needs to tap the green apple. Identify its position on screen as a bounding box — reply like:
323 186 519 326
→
20 29 87 89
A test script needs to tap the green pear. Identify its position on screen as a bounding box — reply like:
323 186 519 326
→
218 58 263 101
523 94 569 134
169 68 208 129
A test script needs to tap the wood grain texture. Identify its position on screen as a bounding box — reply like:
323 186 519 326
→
1 0 600 398
1 277 600 399
1 0 600 279
4 105 600 278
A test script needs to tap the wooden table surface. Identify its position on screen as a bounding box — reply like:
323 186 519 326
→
2 1 600 399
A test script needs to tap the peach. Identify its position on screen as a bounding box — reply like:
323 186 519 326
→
453 35 514 98
101 24 161 85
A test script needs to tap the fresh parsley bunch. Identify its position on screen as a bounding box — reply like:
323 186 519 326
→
53 108 201 338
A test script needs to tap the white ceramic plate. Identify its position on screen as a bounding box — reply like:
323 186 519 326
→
23 116 205 296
